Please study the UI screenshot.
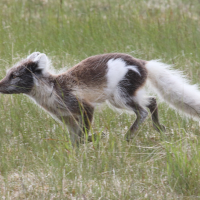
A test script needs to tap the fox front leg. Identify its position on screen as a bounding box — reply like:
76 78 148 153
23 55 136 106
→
59 105 95 145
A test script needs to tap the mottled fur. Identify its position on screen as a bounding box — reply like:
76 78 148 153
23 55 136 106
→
0 52 198 145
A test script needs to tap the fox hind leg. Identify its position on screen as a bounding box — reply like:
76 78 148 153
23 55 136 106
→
124 101 148 141
146 97 166 132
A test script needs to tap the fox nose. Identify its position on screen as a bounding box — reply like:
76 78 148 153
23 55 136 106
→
0 82 4 93
0 78 7 93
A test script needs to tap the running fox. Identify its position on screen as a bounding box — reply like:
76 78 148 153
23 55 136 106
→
0 52 199 145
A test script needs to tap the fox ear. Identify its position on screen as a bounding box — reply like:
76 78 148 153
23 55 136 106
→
27 53 49 74
27 52 41 60
27 52 48 70
33 53 48 71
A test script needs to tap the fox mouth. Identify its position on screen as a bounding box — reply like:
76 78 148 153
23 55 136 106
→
0 85 33 94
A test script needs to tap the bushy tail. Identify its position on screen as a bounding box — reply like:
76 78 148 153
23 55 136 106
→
145 60 200 120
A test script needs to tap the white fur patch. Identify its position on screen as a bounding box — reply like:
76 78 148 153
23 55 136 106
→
106 58 127 90
106 58 139 93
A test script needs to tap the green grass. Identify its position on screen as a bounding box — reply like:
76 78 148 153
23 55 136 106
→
1 0 200 199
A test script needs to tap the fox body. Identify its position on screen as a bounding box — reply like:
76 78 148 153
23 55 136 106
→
0 52 199 145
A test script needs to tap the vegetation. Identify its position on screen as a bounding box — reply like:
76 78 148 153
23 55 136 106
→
0 0 200 199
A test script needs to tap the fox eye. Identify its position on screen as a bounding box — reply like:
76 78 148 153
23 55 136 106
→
11 74 17 79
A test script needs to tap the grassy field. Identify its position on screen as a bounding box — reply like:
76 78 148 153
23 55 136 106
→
1 0 200 199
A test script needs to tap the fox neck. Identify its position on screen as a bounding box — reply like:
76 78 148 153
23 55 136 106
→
27 75 58 113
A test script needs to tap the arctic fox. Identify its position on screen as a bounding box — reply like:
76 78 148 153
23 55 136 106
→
0 52 199 145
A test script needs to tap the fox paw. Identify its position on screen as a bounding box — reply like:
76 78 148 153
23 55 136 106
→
87 132 106 142
153 124 166 133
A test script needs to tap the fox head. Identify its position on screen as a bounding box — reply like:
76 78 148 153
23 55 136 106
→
0 52 49 94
